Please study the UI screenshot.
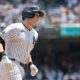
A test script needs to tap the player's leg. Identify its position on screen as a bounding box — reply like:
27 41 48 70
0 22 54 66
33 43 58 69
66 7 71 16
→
14 61 25 79
0 56 23 80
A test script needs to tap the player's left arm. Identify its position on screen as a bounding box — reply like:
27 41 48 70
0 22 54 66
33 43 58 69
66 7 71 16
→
27 30 39 76
28 55 33 65
28 55 38 77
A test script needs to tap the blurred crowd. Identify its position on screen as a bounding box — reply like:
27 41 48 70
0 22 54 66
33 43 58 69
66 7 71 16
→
24 63 80 80
47 0 80 24
0 0 80 80
0 0 45 30
0 0 80 30
35 66 80 80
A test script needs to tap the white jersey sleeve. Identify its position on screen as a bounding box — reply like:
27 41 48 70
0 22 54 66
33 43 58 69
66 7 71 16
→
1 24 20 42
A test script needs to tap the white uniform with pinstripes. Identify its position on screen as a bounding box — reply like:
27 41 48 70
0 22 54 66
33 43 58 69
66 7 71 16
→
0 23 38 80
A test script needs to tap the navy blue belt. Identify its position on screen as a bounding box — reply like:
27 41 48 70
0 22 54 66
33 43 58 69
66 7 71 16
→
9 58 25 67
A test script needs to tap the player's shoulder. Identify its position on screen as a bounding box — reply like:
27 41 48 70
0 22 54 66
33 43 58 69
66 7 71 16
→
6 22 22 29
3 23 22 32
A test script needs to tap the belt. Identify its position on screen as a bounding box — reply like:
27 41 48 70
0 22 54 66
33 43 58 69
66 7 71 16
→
9 58 25 68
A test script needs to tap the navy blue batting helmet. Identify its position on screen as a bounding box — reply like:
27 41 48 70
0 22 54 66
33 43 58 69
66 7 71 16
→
22 5 44 19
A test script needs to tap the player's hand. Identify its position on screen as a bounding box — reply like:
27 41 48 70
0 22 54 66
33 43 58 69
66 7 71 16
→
30 64 38 76
1 56 13 71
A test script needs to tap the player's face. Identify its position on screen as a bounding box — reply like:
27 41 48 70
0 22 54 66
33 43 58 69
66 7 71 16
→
29 12 40 25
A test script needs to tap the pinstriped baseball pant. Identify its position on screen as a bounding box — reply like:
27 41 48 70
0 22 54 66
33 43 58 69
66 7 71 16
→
0 60 25 80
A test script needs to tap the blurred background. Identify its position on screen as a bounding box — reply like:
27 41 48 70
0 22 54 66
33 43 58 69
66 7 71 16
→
0 0 80 80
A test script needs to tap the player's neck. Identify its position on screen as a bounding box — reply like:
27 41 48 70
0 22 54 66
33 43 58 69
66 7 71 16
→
22 21 32 31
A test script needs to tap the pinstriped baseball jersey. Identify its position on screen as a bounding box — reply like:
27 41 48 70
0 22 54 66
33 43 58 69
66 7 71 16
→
1 23 38 64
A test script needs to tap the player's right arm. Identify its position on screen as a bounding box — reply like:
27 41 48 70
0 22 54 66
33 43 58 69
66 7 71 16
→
0 24 19 61
0 26 12 61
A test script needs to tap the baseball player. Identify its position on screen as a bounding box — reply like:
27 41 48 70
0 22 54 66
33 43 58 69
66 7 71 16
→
0 5 44 80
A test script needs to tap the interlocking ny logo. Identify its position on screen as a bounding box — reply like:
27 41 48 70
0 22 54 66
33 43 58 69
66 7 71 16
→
33 36 37 45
